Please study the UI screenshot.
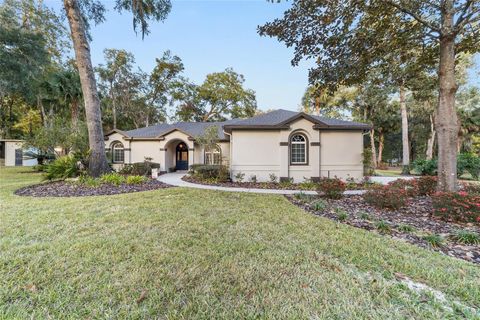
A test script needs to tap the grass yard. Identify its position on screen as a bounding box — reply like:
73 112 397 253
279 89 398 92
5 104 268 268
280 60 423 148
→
1 167 480 319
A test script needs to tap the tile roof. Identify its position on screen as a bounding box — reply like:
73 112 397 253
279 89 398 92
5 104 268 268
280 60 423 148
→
110 109 369 139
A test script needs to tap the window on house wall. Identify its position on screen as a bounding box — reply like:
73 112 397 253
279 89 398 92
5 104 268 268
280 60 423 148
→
290 134 307 164
205 145 222 165
112 142 124 163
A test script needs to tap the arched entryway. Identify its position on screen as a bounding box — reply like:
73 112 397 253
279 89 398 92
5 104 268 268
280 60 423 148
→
175 142 189 170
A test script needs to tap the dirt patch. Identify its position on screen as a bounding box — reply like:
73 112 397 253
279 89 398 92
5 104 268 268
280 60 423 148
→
287 195 480 264
15 179 173 197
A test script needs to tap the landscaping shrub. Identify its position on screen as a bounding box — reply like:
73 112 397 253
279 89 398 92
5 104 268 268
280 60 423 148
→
457 153 480 180
44 155 81 180
463 183 480 195
363 185 408 210
432 191 480 224
299 178 316 190
375 220 391 233
126 175 147 185
250 175 257 183
388 179 417 197
416 176 438 196
279 177 294 188
317 177 346 199
193 165 229 182
412 158 437 176
78 175 100 187
269 173 278 183
423 234 444 247
121 158 161 176
451 230 480 245
234 171 245 182
100 172 126 186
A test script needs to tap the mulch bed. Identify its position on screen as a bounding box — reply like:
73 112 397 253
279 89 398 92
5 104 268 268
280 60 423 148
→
182 175 373 191
15 179 173 197
286 194 480 264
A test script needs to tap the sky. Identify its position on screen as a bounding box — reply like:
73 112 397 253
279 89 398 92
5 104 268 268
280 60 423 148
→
46 0 478 113
48 0 315 112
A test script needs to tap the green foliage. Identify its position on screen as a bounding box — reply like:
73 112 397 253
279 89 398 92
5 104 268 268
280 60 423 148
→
234 172 245 182
99 172 125 186
192 165 229 182
269 173 278 183
398 224 415 233
362 148 375 176
279 177 294 188
78 175 100 187
375 220 391 233
335 209 348 221
412 159 438 176
249 175 257 183
317 177 346 199
120 159 160 177
451 230 480 245
359 211 370 220
423 234 444 248
44 155 81 180
293 192 314 203
457 153 480 180
299 178 316 190
126 175 147 185
312 200 327 211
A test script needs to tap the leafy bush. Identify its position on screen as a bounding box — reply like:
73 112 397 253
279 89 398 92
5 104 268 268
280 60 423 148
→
398 224 415 233
457 153 480 180
279 177 294 188
126 175 147 185
388 179 417 197
412 158 437 176
193 165 229 182
432 191 480 224
416 176 438 196
299 178 316 190
463 183 480 195
78 175 100 187
312 200 327 211
451 230 480 245
359 211 370 220
335 208 348 221
120 158 161 176
250 175 257 183
363 185 408 210
44 155 81 180
100 172 126 186
317 177 346 199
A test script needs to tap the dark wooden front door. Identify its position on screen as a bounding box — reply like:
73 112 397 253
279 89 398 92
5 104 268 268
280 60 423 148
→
175 143 188 170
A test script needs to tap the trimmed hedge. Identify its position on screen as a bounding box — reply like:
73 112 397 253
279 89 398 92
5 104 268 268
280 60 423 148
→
190 164 229 182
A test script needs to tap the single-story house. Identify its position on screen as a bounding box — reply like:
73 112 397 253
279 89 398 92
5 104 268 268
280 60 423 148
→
104 109 370 182
0 139 38 167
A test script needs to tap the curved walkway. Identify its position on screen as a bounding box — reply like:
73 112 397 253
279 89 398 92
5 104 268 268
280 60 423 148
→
158 172 368 195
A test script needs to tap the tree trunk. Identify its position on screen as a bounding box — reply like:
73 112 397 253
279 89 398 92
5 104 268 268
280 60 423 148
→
369 128 377 168
378 131 384 164
436 5 458 191
426 114 436 160
112 104 117 129
64 0 110 177
399 85 410 175
71 99 79 130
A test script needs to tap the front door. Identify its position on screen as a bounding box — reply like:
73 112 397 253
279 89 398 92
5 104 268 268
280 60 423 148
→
15 149 23 166
175 143 188 170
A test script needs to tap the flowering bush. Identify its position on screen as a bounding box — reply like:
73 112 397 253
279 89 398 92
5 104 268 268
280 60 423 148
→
416 176 438 196
432 191 480 224
388 179 417 197
363 185 409 210
317 177 346 199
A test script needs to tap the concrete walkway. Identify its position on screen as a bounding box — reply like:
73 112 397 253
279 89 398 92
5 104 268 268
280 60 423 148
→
158 172 367 195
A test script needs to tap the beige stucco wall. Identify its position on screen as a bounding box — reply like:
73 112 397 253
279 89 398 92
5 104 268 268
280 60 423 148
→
230 118 364 182
320 131 364 180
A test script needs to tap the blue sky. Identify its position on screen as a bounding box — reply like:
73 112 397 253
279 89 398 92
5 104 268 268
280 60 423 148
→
47 0 478 113
49 0 314 112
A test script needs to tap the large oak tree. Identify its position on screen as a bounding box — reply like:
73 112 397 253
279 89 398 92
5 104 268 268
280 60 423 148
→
259 0 480 191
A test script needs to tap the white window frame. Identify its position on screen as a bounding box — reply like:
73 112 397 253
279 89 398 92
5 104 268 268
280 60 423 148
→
204 145 222 165
112 142 125 164
290 133 307 165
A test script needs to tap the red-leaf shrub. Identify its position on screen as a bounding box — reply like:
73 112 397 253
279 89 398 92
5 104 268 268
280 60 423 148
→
363 185 409 210
388 179 417 197
432 191 480 224
463 183 480 195
416 176 437 196
317 177 346 199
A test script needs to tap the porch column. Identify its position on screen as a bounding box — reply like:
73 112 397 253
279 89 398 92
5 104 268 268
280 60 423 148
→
159 148 167 173
279 142 289 180
188 148 194 169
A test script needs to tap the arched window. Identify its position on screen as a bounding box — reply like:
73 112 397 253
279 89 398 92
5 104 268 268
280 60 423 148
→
204 145 222 165
290 133 307 165
111 142 124 163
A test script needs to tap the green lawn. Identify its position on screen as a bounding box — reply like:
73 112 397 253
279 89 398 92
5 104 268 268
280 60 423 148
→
1 167 479 319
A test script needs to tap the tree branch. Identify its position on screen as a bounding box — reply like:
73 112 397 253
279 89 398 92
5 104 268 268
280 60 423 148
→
383 0 441 32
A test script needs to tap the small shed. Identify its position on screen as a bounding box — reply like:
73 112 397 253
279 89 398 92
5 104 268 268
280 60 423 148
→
0 139 37 166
